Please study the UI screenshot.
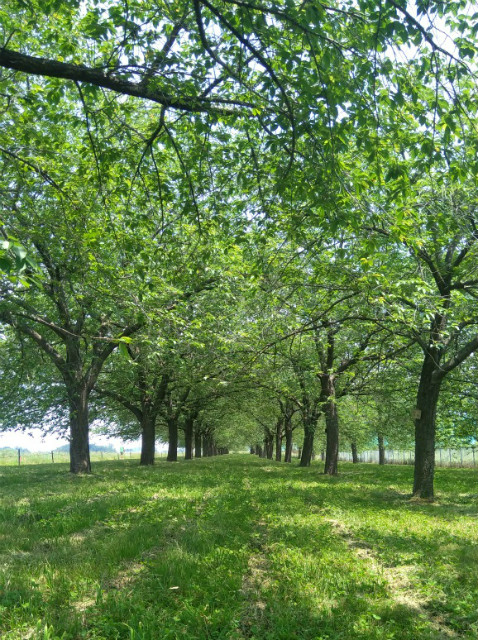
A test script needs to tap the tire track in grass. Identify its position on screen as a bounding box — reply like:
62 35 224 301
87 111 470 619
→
96 488 220 593
80 472 257 639
236 476 273 639
0 488 186 571
326 518 459 639
69 488 221 617
1 487 205 639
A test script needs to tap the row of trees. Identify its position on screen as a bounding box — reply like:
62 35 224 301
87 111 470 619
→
0 0 477 497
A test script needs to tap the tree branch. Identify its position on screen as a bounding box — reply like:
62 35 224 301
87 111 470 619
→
433 334 478 382
0 48 251 115
95 387 143 422
0 309 65 369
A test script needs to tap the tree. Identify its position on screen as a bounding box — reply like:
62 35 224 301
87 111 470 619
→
0 183 142 472
96 347 170 466
362 186 478 496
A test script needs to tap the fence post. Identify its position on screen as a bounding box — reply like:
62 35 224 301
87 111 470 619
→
51 451 54 463
460 448 463 467
18 448 21 466
473 448 476 467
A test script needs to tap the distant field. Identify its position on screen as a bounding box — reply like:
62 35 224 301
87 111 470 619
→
0 456 476 639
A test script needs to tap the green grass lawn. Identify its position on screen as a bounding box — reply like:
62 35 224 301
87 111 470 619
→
0 455 476 640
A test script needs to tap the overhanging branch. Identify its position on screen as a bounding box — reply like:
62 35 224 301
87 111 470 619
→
0 48 251 115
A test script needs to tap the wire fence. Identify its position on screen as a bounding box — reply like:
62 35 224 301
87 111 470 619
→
1 448 476 468
0 450 143 466
338 448 477 468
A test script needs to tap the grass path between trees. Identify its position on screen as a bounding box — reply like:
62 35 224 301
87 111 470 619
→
0 455 476 639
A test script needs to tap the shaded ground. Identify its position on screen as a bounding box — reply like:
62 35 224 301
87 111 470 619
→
0 456 476 639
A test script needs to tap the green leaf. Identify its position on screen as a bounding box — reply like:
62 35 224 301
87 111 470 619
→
118 342 130 359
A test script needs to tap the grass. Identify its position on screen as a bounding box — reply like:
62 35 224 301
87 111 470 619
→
0 455 476 640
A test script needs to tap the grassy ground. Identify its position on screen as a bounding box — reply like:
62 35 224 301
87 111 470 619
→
0 455 476 640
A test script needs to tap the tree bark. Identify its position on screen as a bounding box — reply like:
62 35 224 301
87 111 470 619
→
264 430 274 459
378 433 385 465
322 372 339 475
275 417 283 461
324 398 339 475
184 414 194 460
284 424 293 463
68 385 91 473
300 421 315 467
203 434 213 457
167 417 178 462
195 431 202 458
351 441 358 464
140 412 155 465
413 356 442 498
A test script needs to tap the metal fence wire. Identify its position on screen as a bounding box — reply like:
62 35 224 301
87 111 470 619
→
338 448 477 467
0 450 141 466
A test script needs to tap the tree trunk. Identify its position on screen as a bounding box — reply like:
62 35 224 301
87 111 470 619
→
413 356 442 498
167 417 178 462
300 421 315 467
275 417 283 461
264 431 274 459
351 441 358 464
378 433 385 465
195 431 202 458
140 412 155 465
68 385 91 474
184 415 194 460
203 434 212 457
284 424 293 463
322 372 339 475
324 398 339 475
